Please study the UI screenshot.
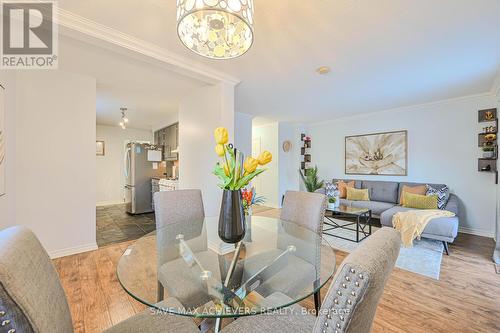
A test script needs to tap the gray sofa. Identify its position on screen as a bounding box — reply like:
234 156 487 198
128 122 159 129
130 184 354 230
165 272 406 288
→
317 179 460 254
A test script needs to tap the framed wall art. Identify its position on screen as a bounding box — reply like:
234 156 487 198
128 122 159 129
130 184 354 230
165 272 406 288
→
0 85 5 196
345 130 407 176
96 141 105 156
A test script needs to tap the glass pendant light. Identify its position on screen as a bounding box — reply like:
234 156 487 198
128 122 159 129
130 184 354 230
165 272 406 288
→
176 0 254 60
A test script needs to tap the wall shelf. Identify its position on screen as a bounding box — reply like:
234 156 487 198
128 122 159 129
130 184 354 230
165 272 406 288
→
300 133 311 171
478 108 498 184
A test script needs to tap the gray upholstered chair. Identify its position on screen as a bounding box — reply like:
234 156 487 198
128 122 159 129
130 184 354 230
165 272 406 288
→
281 190 327 310
241 191 328 311
154 189 223 310
221 227 402 333
0 226 200 333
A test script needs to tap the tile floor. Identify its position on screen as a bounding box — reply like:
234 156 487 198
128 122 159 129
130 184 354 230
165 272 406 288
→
96 204 156 247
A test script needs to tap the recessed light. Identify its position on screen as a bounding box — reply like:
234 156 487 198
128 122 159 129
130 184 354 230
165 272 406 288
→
316 66 330 75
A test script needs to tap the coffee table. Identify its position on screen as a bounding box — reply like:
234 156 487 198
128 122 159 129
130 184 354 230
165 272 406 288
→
324 205 372 243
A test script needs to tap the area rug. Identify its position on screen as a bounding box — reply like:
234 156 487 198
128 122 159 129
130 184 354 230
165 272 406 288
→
322 222 444 280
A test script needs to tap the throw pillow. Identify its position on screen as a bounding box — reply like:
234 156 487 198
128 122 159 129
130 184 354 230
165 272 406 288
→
346 187 370 201
402 192 438 209
325 182 338 197
337 180 355 199
426 185 449 209
399 185 427 205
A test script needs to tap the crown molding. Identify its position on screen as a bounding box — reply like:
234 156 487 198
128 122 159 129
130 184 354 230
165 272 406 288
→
56 8 241 86
308 92 494 126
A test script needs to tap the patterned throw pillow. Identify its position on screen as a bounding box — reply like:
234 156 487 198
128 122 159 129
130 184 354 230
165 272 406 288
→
426 185 449 210
325 182 338 197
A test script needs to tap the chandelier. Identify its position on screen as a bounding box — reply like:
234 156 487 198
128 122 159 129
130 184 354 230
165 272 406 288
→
176 0 254 60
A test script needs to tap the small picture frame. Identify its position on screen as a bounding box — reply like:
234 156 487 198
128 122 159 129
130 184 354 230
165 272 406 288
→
96 141 105 156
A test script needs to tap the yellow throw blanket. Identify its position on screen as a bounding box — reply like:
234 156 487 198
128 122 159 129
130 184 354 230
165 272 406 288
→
392 210 455 247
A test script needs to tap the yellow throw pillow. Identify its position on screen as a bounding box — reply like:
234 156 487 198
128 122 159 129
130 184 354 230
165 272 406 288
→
346 187 370 201
402 192 438 209
399 185 427 205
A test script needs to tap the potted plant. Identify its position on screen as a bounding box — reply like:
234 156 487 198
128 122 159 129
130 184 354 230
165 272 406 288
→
299 166 324 192
213 127 272 243
327 197 337 210
482 146 495 158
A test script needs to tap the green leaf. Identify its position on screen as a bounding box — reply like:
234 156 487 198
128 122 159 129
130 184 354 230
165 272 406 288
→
235 169 265 189
299 166 324 192
214 163 232 188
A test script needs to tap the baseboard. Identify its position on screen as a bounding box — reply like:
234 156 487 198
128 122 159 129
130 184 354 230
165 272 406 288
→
49 242 98 259
458 227 495 239
96 200 124 207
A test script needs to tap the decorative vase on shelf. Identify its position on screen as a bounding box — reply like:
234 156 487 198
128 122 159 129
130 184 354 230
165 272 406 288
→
218 189 246 244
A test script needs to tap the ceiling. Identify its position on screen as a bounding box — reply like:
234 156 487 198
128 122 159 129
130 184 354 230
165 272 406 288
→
58 36 206 130
59 0 500 123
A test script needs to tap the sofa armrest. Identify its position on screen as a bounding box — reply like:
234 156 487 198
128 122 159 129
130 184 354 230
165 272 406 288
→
445 193 459 215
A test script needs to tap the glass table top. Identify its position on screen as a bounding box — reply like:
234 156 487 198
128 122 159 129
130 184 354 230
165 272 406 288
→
117 216 336 318
327 205 371 215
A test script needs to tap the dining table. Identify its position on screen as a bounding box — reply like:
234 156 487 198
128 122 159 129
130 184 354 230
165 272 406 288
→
117 215 336 332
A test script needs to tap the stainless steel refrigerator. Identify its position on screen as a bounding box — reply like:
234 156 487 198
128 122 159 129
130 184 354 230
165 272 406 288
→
124 143 155 214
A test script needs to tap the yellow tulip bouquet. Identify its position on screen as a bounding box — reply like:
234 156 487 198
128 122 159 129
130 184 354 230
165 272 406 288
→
213 127 272 190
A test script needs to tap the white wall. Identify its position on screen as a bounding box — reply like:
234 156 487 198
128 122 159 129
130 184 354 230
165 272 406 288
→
234 112 253 158
0 70 97 257
96 125 153 205
252 122 280 208
308 93 496 237
179 83 235 217
278 122 306 203
0 72 16 226
152 112 179 133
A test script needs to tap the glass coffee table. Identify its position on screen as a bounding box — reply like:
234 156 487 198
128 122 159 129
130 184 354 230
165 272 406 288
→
324 205 372 243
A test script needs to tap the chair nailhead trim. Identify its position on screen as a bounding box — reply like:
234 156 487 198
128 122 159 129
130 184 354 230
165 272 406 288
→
337 322 341 328
2 319 10 326
0 311 5 317
8 329 16 333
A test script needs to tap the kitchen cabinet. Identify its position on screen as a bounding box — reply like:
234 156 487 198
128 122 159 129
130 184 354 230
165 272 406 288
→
154 123 178 161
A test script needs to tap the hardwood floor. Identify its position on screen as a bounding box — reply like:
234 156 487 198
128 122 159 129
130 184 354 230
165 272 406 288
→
54 208 500 333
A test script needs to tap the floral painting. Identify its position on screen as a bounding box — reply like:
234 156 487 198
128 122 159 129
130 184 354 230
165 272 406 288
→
0 86 5 196
345 130 407 176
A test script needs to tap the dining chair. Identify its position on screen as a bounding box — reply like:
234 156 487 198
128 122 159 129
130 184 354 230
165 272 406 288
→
240 191 328 312
0 226 200 333
154 189 223 310
221 227 402 333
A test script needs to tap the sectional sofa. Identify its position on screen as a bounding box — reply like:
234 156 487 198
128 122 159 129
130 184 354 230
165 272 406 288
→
317 179 460 254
